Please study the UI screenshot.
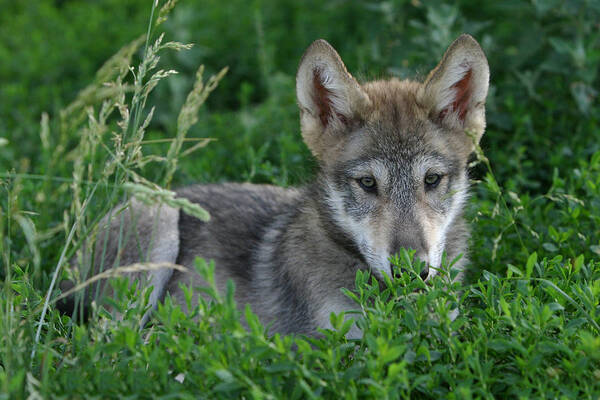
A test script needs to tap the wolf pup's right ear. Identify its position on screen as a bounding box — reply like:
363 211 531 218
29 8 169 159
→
296 39 371 160
418 34 490 146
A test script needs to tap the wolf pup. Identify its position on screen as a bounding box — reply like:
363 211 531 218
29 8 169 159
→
61 34 489 338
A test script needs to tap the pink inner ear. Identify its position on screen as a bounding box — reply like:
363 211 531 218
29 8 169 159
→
313 68 334 127
312 68 348 127
439 68 472 122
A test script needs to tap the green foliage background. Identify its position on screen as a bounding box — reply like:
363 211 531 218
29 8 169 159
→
1 0 599 398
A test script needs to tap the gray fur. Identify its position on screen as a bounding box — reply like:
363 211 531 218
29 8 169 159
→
61 34 488 336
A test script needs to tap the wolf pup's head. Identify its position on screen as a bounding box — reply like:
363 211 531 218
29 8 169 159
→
296 35 489 281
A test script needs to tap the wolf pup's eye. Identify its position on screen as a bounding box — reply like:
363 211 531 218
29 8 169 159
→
357 176 377 192
424 173 442 188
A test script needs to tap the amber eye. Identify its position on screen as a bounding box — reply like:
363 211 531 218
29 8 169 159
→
424 173 442 188
357 176 377 192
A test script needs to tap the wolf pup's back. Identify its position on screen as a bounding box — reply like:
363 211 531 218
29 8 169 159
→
60 34 489 337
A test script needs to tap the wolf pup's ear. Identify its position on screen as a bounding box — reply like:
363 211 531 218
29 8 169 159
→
296 39 371 159
418 34 489 145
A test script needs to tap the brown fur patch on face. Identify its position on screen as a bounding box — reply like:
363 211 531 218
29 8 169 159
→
414 205 439 259
361 79 426 133
356 78 471 160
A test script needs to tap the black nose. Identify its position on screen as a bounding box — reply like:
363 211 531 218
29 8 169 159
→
391 265 429 280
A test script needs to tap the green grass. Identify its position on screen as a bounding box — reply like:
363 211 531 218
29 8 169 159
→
1 0 600 398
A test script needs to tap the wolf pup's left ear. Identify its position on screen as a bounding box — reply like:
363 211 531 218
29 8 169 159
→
296 39 371 159
418 34 489 145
